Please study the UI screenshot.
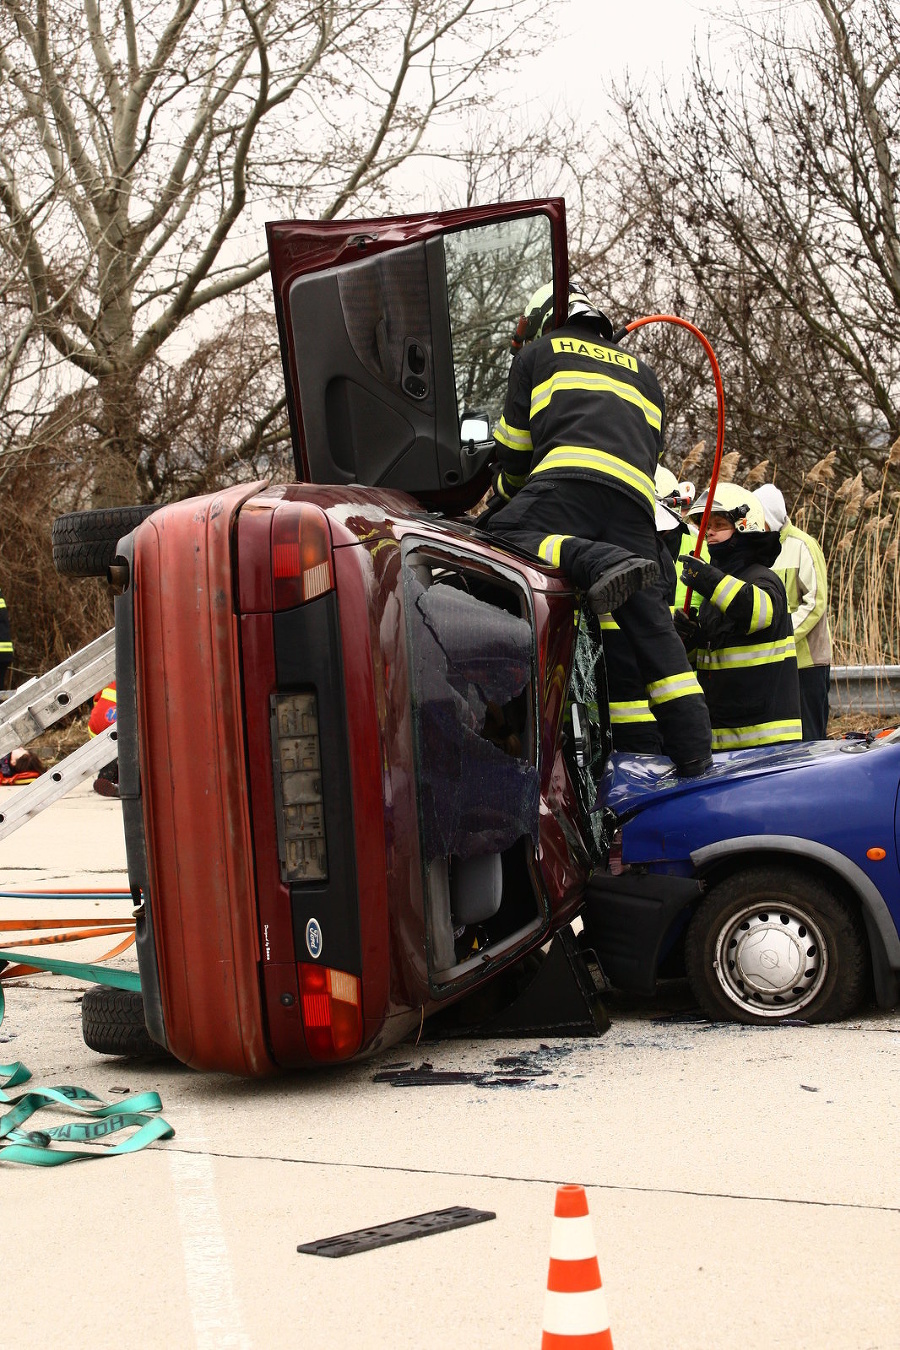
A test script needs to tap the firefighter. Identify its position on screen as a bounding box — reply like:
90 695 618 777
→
655 464 710 610
600 471 686 753
676 483 802 750
753 483 832 740
487 283 712 775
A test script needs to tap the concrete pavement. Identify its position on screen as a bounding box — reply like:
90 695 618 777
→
1 783 899 1348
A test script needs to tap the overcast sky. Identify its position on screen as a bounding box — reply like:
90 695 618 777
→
535 0 709 89
525 0 774 114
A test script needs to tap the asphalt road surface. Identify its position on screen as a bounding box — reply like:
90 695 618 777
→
1 783 898 1349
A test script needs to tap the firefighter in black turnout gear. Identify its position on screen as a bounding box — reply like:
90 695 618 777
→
486 283 713 775
676 484 802 750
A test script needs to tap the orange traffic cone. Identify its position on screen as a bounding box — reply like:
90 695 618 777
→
541 1184 613 1348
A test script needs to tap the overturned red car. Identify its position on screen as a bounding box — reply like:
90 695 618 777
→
112 198 613 1074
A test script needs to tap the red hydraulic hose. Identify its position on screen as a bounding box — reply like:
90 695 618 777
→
617 314 726 611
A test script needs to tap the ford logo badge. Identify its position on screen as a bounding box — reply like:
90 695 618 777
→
305 917 323 959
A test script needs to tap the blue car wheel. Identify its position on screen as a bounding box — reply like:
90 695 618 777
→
685 866 868 1024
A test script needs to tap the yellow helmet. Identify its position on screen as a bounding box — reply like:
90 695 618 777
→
512 283 555 350
686 481 766 534
512 282 613 350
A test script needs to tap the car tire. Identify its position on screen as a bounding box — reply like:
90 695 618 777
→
51 506 160 577
684 866 868 1024
81 984 167 1057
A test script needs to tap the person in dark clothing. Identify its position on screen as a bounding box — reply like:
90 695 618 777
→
0 587 13 689
600 492 685 753
487 282 712 775
676 484 802 751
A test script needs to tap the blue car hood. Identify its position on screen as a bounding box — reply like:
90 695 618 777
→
598 739 872 819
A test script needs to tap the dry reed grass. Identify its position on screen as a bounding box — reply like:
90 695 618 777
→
792 443 900 665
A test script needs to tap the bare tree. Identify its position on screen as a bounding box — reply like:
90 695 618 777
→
595 0 900 494
0 0 553 504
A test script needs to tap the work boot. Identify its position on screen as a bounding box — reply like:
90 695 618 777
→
93 759 119 798
676 756 713 777
586 555 659 615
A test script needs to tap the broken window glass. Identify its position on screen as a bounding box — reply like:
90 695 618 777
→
569 610 612 855
405 570 539 863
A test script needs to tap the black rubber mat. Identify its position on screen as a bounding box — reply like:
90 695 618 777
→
297 1206 496 1257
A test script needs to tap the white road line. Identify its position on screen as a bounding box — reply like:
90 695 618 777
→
168 1115 251 1350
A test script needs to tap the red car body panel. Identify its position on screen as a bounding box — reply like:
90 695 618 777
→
132 484 274 1074
124 481 594 1074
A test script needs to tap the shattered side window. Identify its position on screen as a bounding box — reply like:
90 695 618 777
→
569 610 612 853
404 565 539 863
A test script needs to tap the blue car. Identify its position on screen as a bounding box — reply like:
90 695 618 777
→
582 737 900 1023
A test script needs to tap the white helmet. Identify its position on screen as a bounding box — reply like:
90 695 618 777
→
655 464 679 497
686 482 766 533
655 464 694 512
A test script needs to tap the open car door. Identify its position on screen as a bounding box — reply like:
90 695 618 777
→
266 199 568 512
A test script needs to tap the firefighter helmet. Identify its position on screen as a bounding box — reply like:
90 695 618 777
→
512 282 614 350
655 464 696 513
566 285 614 339
686 482 766 534
655 464 679 497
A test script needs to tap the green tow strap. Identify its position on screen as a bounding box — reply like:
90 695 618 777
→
0 948 141 989
0 951 173 1166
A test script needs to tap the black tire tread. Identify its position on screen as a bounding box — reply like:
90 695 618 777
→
685 865 868 1025
52 506 160 577
81 983 166 1057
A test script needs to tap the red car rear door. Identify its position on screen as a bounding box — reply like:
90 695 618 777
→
266 199 568 512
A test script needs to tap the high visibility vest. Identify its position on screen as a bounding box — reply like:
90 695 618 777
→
771 522 831 669
692 561 801 751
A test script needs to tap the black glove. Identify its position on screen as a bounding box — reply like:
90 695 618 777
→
680 555 720 599
673 607 701 648
491 466 512 501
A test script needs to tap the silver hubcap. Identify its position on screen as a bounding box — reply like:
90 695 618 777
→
713 901 828 1017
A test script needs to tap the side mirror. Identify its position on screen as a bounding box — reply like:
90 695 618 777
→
460 411 491 449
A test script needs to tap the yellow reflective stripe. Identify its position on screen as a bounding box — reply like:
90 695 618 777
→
697 637 797 672
598 615 619 631
749 586 774 633
537 534 570 567
530 370 663 432
711 720 803 750
646 671 705 705
710 575 742 612
99 686 117 703
494 418 532 453
0 642 12 653
0 597 6 608
531 446 656 507
610 700 655 724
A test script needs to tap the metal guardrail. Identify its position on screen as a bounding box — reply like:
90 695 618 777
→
829 666 900 716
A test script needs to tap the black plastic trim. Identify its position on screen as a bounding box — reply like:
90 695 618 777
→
581 871 703 995
114 534 168 1050
273 593 362 975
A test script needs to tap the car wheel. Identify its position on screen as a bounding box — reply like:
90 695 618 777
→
52 506 160 577
684 866 868 1024
81 984 168 1057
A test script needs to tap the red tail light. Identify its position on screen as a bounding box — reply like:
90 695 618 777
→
272 503 333 610
298 964 363 1060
